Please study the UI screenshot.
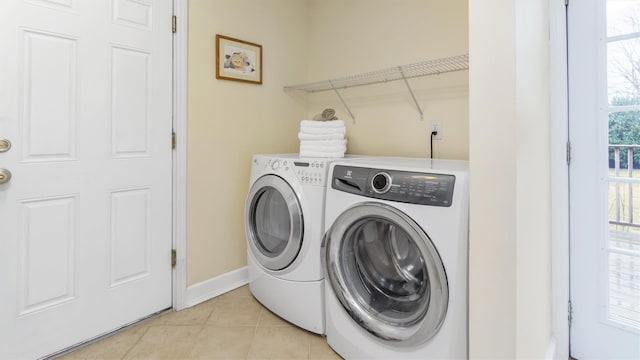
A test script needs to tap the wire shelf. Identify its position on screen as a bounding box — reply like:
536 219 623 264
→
283 54 468 122
284 54 469 93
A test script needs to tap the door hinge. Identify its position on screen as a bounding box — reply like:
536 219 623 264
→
566 141 572 165
172 131 176 150
171 249 177 267
568 300 573 327
172 15 177 33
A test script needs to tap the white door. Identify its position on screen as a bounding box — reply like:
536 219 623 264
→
0 1 173 358
569 0 640 358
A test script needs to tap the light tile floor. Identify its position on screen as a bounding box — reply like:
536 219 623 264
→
58 286 342 360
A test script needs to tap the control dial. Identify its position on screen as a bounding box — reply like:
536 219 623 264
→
371 172 392 194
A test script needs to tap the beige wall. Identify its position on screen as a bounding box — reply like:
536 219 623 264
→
187 0 469 284
187 0 554 357
469 0 516 355
514 1 551 357
306 0 469 159
187 0 309 285
469 0 551 358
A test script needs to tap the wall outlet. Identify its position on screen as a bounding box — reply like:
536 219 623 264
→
431 119 443 140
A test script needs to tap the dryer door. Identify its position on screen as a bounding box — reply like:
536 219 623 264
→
324 202 448 346
246 175 303 271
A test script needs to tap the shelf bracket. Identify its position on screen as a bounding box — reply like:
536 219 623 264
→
329 80 356 124
398 66 424 121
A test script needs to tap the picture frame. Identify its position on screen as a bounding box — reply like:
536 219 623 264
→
216 34 262 84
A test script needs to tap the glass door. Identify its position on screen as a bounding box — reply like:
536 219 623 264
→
569 0 640 357
606 0 640 336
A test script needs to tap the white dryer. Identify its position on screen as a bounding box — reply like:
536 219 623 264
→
322 157 469 359
245 154 358 334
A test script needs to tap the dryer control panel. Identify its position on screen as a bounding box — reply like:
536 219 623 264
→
292 160 327 186
332 165 455 207
255 157 328 186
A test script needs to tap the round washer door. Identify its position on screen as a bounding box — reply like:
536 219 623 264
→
246 174 303 271
324 202 448 346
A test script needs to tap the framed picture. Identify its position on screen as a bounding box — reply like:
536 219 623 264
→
216 34 262 84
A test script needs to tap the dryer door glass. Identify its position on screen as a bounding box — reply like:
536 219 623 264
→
246 175 303 271
254 188 291 254
325 202 448 345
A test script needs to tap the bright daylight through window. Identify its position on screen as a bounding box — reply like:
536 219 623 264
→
606 0 640 331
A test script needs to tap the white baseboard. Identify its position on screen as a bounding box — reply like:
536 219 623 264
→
546 336 557 360
183 267 249 309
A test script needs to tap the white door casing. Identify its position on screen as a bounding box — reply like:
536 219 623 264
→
569 0 640 358
0 1 173 358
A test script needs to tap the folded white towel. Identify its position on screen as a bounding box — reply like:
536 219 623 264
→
298 120 347 158
300 119 345 128
299 150 345 158
298 132 345 141
298 126 346 135
300 139 347 147
299 144 347 153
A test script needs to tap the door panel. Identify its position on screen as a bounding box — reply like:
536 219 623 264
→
109 188 151 286
19 195 77 315
0 1 173 358
569 0 640 358
22 29 78 161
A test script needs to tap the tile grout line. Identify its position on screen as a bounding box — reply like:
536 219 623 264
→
119 324 152 360
247 307 264 359
187 324 208 359
308 329 312 360
63 287 338 360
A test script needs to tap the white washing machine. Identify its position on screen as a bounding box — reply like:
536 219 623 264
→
322 157 469 359
245 153 361 334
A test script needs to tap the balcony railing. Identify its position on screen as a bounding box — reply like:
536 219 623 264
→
609 145 640 228
607 144 640 329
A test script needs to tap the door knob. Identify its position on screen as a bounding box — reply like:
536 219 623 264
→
0 139 11 153
0 168 12 184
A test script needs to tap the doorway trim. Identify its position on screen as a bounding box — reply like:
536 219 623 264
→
549 0 570 358
173 0 188 311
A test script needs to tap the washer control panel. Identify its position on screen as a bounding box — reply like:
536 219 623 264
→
332 165 455 207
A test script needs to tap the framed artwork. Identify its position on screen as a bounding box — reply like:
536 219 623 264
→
216 34 262 84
